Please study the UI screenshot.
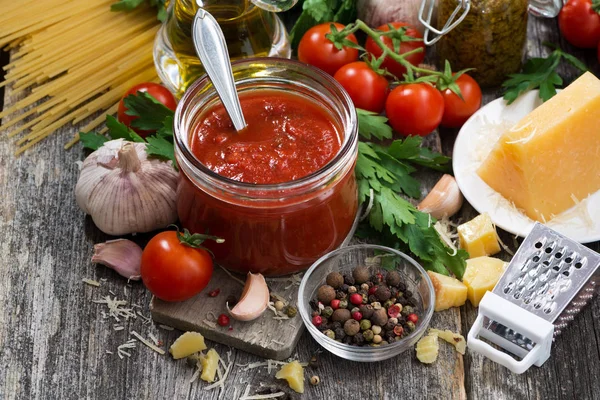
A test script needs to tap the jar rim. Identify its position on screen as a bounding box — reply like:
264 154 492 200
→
174 57 358 194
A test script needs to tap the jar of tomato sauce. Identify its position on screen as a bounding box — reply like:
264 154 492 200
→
174 58 359 276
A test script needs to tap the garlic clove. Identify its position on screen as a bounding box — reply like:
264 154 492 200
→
92 239 142 280
75 139 178 236
417 174 464 219
227 272 269 321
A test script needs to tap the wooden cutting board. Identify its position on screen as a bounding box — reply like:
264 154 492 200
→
151 134 444 360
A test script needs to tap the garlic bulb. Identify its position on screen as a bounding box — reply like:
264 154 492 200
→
417 174 464 219
358 0 436 32
75 139 178 235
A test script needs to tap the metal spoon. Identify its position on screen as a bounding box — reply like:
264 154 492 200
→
192 8 247 131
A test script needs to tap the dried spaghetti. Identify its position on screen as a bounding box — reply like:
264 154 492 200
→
0 0 160 155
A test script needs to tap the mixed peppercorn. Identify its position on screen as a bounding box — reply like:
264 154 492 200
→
310 266 420 346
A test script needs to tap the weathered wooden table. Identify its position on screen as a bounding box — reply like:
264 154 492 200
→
1 15 599 400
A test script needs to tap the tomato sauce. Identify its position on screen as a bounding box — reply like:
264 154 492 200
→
177 89 358 275
190 90 342 184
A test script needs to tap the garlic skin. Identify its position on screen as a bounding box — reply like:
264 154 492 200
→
417 174 464 219
92 239 143 280
228 272 270 321
75 139 178 235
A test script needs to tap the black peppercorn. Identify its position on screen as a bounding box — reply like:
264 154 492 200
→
386 270 402 287
368 295 378 303
317 285 336 304
331 321 342 330
397 297 407 306
340 284 349 292
405 290 413 297
334 327 346 340
352 266 370 284
375 286 391 302
336 290 347 300
343 335 353 345
326 272 344 289
384 321 395 332
352 332 365 345
359 304 374 319
408 297 418 307
386 331 396 342
343 274 355 286
309 300 319 311
397 282 407 291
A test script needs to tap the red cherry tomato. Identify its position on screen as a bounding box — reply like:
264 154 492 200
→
117 82 177 137
333 61 389 113
141 231 213 302
440 74 482 128
298 22 359 76
559 0 600 48
385 83 444 136
365 22 426 79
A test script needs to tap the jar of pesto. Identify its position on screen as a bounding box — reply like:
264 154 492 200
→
436 0 529 87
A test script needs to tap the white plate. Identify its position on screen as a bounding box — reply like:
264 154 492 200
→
453 90 600 244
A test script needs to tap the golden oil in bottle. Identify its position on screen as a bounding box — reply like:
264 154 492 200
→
154 0 290 96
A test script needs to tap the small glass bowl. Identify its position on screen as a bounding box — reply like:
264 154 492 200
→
298 244 435 362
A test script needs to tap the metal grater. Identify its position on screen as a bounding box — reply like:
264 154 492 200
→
467 222 600 374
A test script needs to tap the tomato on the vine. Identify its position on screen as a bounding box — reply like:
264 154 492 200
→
141 230 221 302
365 22 426 79
333 61 389 113
440 74 482 128
385 83 444 136
298 22 359 76
559 0 600 48
117 82 177 137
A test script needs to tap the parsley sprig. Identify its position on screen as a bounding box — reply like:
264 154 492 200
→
502 43 587 104
111 0 168 22
80 92 176 166
355 110 468 278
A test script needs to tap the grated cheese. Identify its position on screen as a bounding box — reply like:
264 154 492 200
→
100 278 108 282
109 290 116 296
105 350 113 355
117 339 137 359
130 330 165 355
113 325 125 331
136 311 152 325
82 278 100 287
93 296 137 322
149 333 160 347
271 340 284 346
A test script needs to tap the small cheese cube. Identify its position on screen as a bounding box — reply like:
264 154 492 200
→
275 360 305 393
169 331 207 359
427 271 468 311
462 256 507 306
457 213 501 258
200 349 220 383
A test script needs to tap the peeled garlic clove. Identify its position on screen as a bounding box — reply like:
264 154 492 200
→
228 272 269 321
92 239 142 280
75 139 178 235
417 174 464 219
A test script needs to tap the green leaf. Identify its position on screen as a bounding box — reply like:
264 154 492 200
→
124 92 175 132
110 0 145 12
559 51 588 73
79 131 109 151
333 0 357 23
156 115 174 141
146 134 177 167
105 115 145 142
387 136 451 172
357 109 393 140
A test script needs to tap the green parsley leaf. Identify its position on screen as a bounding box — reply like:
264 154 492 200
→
79 131 109 151
156 115 174 141
110 0 144 12
502 46 587 104
105 115 145 142
146 134 177 167
357 109 393 140
123 92 175 132
387 136 451 172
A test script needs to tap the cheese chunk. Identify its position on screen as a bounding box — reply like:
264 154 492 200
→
200 349 220 383
462 256 507 306
457 213 501 258
169 331 207 359
427 271 467 311
276 360 305 393
478 72 600 222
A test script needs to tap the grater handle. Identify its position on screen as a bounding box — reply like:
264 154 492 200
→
468 315 545 374
467 292 555 374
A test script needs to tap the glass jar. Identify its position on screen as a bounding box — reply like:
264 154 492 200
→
437 0 529 87
154 0 291 97
174 58 359 276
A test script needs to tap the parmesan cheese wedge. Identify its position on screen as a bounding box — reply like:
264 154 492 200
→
478 72 600 222
169 331 207 359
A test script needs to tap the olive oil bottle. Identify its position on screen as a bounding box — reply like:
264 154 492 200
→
154 0 291 97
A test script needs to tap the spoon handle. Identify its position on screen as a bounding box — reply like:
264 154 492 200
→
192 9 247 131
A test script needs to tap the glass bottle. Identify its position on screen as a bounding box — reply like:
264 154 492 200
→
437 0 529 88
154 0 292 97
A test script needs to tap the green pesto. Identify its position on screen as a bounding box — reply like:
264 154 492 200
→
438 0 528 87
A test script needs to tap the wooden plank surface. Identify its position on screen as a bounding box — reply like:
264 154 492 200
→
1 14 599 400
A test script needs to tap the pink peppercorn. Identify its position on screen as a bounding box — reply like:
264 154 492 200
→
330 299 340 310
407 313 418 324
312 315 323 327
352 311 363 321
349 293 363 306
